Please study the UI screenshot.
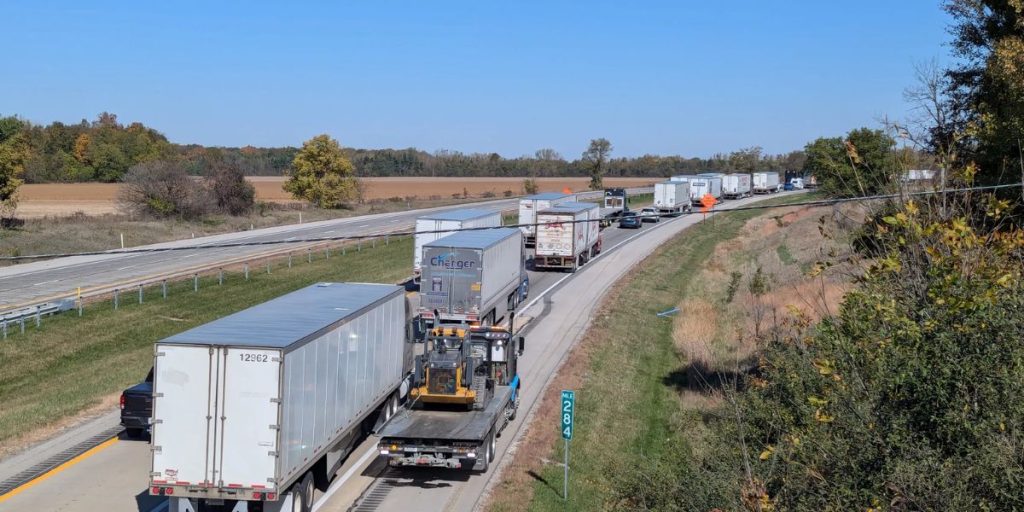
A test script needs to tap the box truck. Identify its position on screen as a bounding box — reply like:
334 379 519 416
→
689 177 723 204
653 181 691 216
518 192 574 247
419 227 525 327
150 283 413 512
753 172 782 194
722 174 753 199
669 175 693 183
599 188 628 227
414 209 502 280
534 202 602 272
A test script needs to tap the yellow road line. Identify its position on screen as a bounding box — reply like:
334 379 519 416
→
0 437 118 504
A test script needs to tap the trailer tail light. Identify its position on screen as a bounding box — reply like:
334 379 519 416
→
164 487 174 496
252 492 262 500
151 486 160 495
120 394 125 410
267 492 276 501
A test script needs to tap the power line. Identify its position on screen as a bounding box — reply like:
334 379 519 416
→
1 183 1020 262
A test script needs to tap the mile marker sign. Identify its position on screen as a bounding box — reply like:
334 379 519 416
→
561 390 575 440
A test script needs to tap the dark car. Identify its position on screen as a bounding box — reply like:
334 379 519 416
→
783 182 795 191
618 211 642 229
120 368 153 438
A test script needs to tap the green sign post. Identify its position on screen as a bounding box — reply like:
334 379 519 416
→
561 390 575 501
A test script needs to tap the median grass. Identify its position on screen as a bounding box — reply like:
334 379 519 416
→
0 237 413 453
487 193 817 512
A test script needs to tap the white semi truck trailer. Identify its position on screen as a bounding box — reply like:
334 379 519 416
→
413 209 502 281
150 283 413 512
534 202 602 272
653 181 691 216
518 192 574 247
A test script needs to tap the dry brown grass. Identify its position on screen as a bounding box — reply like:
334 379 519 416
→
668 203 860 407
16 177 660 218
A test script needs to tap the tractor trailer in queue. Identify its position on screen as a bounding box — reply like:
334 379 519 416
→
518 192 574 247
413 209 502 282
653 180 692 216
722 174 753 199
378 323 524 472
533 201 602 272
753 172 782 194
418 227 527 328
689 176 723 205
149 283 413 512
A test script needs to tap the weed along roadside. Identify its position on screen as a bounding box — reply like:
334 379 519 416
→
486 194 812 512
0 236 413 454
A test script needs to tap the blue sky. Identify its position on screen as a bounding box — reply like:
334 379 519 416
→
3 1 952 158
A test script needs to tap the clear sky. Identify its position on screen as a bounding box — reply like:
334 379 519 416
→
3 1 952 158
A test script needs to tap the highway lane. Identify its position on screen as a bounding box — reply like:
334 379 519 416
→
0 204 669 512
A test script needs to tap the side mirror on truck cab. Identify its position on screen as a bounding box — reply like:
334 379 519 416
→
518 336 525 355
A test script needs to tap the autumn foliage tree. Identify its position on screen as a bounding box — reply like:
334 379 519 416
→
0 116 28 218
284 134 360 208
582 138 612 190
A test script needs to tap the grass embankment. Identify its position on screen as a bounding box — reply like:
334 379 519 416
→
0 237 413 453
487 193 826 511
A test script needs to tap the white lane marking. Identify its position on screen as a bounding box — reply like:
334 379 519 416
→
32 279 59 287
182 253 199 259
357 224 370 228
312 445 379 511
284 236 298 241
116 266 135 271
389 219 402 223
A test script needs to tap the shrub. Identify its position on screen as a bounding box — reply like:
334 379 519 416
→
503 190 513 198
209 163 255 215
119 160 211 219
482 190 496 198
523 178 539 195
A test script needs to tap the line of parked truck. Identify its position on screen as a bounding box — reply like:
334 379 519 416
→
650 171 786 218
130 190 643 512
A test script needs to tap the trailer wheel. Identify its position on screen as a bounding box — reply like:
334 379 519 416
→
292 472 314 512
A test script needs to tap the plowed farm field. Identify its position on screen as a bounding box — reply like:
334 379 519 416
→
15 177 659 217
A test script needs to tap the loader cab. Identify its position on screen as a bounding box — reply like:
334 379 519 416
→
412 324 524 410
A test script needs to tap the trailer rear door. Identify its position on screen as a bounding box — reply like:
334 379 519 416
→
216 347 280 490
151 344 217 486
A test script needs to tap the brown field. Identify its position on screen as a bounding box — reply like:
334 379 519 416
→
16 177 659 218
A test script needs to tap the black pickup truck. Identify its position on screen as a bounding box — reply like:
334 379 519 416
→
120 368 152 438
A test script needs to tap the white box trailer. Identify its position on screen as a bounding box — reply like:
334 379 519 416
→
722 174 752 199
669 175 694 183
419 227 525 326
518 192 574 246
653 181 691 216
689 177 723 204
151 283 412 512
753 172 781 194
414 209 502 278
534 202 602 272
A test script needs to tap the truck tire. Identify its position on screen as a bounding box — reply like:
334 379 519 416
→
478 430 494 472
288 472 312 512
